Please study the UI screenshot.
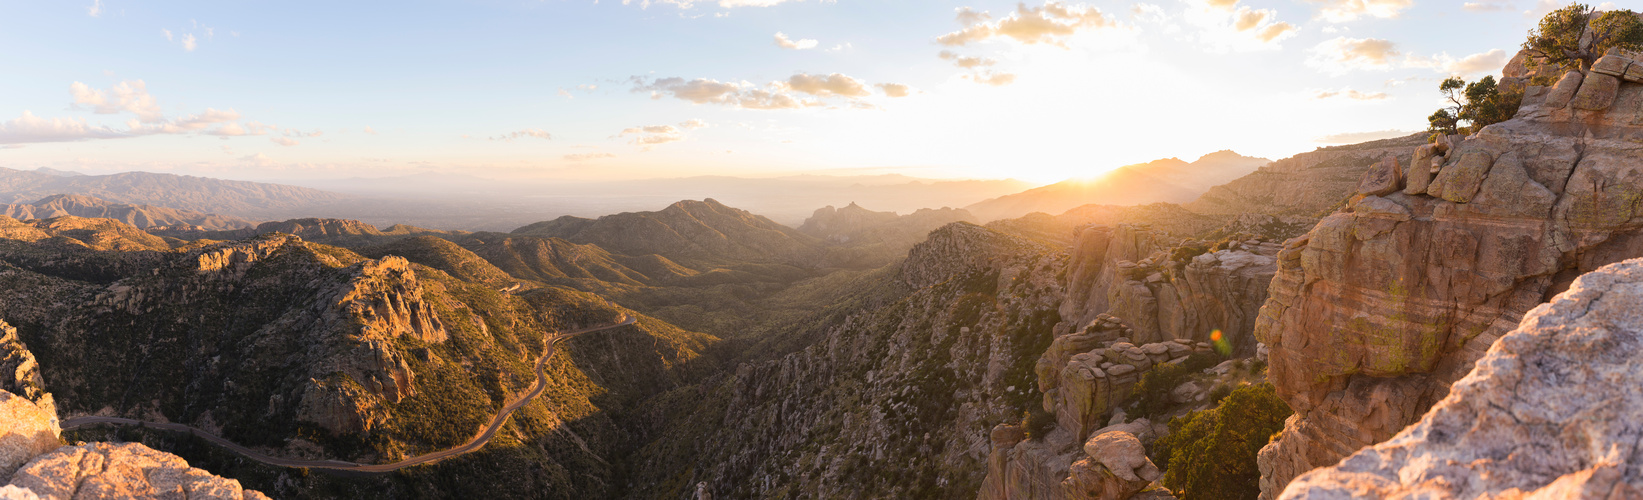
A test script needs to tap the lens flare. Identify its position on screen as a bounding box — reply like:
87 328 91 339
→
1210 329 1231 356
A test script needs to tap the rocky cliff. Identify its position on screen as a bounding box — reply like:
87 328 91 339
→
1255 51 1643 498
1062 224 1280 357
0 388 269 500
1280 257 1643 498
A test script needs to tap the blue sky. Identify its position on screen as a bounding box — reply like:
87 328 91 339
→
0 0 1591 183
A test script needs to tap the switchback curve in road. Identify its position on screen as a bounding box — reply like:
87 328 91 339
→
61 316 637 473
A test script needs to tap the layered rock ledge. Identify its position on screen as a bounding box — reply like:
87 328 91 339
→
1280 257 1643 498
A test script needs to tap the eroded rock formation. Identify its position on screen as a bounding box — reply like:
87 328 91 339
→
1280 258 1643 498
1255 53 1643 497
1062 224 1279 356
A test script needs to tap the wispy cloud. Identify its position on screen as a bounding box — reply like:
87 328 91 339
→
1306 0 1413 22
87 0 103 17
774 32 818 50
564 153 617 161
937 2 1116 47
1314 129 1413 144
489 128 553 141
1307 36 1399 74
1312 88 1391 100
0 111 127 145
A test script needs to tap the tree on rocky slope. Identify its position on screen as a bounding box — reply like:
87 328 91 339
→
1522 4 1643 73
1427 76 1519 136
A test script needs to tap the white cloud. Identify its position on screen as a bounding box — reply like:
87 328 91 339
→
363 126 378 134
162 29 173 41
271 137 299 146
1312 88 1391 100
678 119 710 129
1462 0 1513 11
490 128 553 141
781 73 871 97
1307 37 1399 74
564 153 617 161
1307 0 1413 22
1405 49 1510 76
633 76 842 109
619 124 686 149
621 0 823 9
939 50 996 68
87 0 103 17
182 34 198 52
1181 1 1298 51
966 71 1018 86
71 80 166 123
0 111 127 145
1314 129 1414 144
876 83 914 97
937 1 1117 47
774 32 818 50
241 153 277 167
558 88 574 99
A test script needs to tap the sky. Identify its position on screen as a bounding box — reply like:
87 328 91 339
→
0 0 1601 184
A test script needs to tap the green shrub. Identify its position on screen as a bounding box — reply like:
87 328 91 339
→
1024 408 1056 441
1130 352 1221 419
1154 383 1292 500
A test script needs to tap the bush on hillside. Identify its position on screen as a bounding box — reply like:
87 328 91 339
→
1153 383 1292 500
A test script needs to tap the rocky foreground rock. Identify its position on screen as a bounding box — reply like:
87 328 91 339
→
1280 257 1643 498
0 389 268 500
1255 51 1643 497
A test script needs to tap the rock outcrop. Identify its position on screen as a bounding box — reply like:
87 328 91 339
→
0 392 59 481
1280 258 1643 498
1062 224 1279 356
1187 134 1426 217
9 443 270 500
1255 57 1643 497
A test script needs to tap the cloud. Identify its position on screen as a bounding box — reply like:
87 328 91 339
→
621 0 818 9
241 153 277 167
634 76 875 109
564 153 617 161
1405 48 1510 76
271 137 299 146
678 119 710 129
363 126 378 134
182 34 198 51
1313 129 1414 144
1307 0 1413 22
966 71 1018 86
619 124 686 149
937 2 1116 47
490 128 553 141
0 111 127 145
557 88 574 99
781 73 871 97
1307 37 1399 74
876 83 914 97
939 50 996 68
163 29 173 41
1312 88 1391 100
71 81 165 123
87 0 102 17
1462 0 1513 11
774 32 818 50
1255 22 1297 42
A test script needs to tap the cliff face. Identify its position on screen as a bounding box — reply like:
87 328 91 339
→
1281 257 1643 498
1255 54 1643 497
1061 224 1279 357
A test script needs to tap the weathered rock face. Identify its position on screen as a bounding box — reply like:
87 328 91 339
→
1255 62 1643 498
0 322 49 414
1062 225 1279 356
1280 258 1643 498
0 391 59 482
8 443 269 500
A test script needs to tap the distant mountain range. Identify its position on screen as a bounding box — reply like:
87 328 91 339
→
964 151 1271 222
0 194 255 231
0 167 343 219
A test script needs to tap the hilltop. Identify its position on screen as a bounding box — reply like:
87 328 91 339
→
966 151 1270 222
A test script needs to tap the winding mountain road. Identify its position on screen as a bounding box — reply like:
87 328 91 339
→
61 316 637 473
